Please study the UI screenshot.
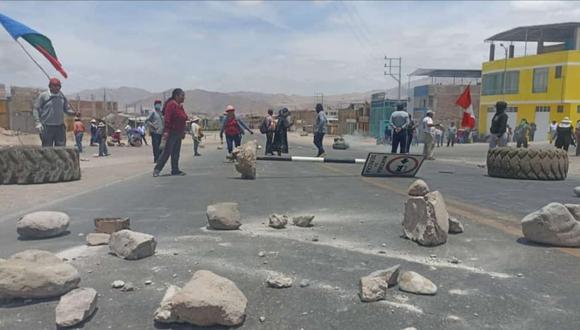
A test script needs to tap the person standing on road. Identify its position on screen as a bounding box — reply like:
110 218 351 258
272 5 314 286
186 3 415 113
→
435 126 444 147
89 119 98 146
138 124 148 146
96 121 109 157
73 117 85 153
549 120 558 144
422 110 436 160
529 122 537 142
575 120 580 156
514 119 530 148
33 78 77 147
313 103 328 157
220 105 253 158
153 88 188 177
260 109 276 156
384 124 391 145
389 103 410 154
447 122 457 147
190 116 203 156
405 116 415 153
555 117 574 151
273 107 293 156
145 100 164 163
489 101 509 149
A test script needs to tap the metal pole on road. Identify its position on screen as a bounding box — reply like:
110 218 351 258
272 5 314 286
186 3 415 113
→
257 156 366 164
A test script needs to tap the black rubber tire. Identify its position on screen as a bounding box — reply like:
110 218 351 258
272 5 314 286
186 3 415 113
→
0 146 81 185
487 147 568 180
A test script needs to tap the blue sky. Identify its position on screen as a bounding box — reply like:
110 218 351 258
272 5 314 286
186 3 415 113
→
1 1 579 94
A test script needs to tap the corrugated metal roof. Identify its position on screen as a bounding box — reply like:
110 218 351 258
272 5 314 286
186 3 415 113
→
409 69 481 78
485 22 580 42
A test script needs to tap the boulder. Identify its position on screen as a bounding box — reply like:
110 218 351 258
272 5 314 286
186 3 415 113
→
154 285 181 323
448 217 464 234
0 251 80 299
367 265 400 287
402 191 449 246
574 187 580 197
269 214 288 229
55 287 98 327
292 215 315 227
359 276 388 302
170 270 247 327
16 211 70 239
86 233 110 246
266 273 293 288
232 141 257 180
109 230 157 260
398 271 437 295
521 203 580 247
206 203 242 230
408 179 430 196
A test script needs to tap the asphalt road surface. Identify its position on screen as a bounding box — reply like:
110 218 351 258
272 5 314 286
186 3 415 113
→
1 138 580 330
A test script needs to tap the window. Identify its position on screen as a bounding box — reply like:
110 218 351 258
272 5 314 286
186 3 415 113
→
533 68 548 93
482 71 519 95
506 106 518 113
555 66 562 79
557 105 564 113
577 105 580 114
535 106 550 112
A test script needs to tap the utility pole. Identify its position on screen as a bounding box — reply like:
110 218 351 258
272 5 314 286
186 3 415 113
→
384 56 402 100
500 44 508 95
314 93 324 108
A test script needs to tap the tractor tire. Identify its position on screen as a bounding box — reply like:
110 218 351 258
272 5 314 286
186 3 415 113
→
0 146 81 185
486 147 568 181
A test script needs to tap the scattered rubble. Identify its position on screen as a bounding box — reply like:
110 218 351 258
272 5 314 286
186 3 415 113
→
232 140 257 180
408 179 429 197
521 203 580 247
121 282 136 292
154 285 181 323
299 280 310 288
292 215 315 227
16 211 70 239
359 265 400 302
145 280 153 285
206 203 242 230
55 287 98 328
258 251 266 257
0 250 80 299
269 214 288 229
403 190 449 246
109 230 157 260
398 271 437 295
112 280 125 289
259 316 266 322
448 217 464 234
266 273 293 288
86 233 110 246
169 270 248 326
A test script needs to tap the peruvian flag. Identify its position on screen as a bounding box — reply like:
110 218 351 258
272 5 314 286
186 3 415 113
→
456 85 475 129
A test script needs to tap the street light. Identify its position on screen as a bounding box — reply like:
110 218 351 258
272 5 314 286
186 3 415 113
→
499 43 508 95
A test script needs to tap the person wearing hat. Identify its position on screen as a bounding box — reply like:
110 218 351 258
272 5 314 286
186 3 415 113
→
145 100 164 162
389 103 410 154
422 110 437 160
90 119 98 146
73 117 86 153
190 116 203 156
33 77 77 147
96 120 109 157
555 117 575 151
111 129 122 146
219 105 253 157
489 101 509 149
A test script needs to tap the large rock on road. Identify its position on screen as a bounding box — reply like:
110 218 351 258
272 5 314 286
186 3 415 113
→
55 287 98 327
109 230 157 260
402 191 449 246
16 211 70 239
170 270 247 326
0 250 80 299
521 203 580 247
206 203 242 230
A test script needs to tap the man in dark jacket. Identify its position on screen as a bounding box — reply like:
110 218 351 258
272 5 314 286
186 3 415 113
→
489 101 509 149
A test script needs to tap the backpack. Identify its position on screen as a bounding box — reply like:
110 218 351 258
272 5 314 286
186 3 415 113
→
224 117 240 136
259 117 269 134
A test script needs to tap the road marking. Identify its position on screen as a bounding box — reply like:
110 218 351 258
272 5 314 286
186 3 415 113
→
319 163 580 259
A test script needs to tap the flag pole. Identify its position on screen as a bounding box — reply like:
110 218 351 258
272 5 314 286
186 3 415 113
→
16 39 51 80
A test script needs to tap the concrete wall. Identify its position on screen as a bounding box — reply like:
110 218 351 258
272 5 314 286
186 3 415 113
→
413 84 481 127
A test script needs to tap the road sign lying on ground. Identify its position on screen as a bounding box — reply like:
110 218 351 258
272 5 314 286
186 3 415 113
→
361 153 425 177
254 153 425 178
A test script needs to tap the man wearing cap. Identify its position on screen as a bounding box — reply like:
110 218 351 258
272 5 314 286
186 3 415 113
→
389 103 410 154
190 116 203 156
489 101 509 149
145 100 164 163
422 110 436 160
89 119 98 146
33 78 77 147
220 105 253 157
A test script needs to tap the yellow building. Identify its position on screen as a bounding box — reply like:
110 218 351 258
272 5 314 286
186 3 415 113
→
479 23 580 141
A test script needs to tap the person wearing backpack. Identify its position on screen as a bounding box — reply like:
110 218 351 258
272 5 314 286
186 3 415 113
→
219 105 253 157
260 109 275 155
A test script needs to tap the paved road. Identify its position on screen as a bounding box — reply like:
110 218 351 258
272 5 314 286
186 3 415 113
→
1 138 580 330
